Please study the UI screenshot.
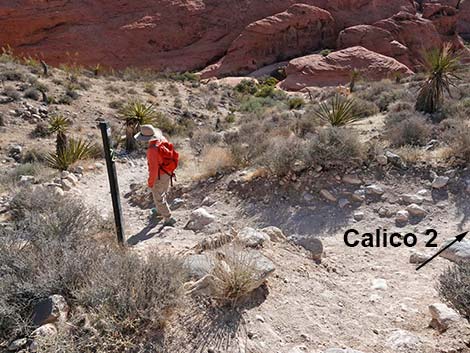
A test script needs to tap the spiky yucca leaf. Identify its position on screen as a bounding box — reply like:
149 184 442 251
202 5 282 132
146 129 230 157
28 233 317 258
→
416 43 460 114
119 101 158 151
46 138 94 170
48 115 71 134
314 95 360 126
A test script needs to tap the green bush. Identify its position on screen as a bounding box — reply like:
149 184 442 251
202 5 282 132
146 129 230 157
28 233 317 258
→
288 97 305 110
235 79 258 95
357 80 413 111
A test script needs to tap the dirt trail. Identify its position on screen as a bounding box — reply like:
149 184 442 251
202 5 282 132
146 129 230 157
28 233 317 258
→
76 158 470 353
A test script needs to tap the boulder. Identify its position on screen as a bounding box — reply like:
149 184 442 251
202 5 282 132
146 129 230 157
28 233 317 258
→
440 239 470 263
237 227 270 248
32 295 69 326
8 338 28 351
184 254 214 280
292 235 323 262
385 329 422 351
200 4 337 78
280 46 413 90
185 208 216 231
409 251 429 264
429 303 460 333
396 210 410 224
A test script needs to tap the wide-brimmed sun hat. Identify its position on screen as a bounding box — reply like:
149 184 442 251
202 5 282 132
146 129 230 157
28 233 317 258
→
134 125 164 142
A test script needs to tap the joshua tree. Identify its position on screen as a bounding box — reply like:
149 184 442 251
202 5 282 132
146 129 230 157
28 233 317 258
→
349 70 360 93
415 43 460 114
119 101 157 152
49 115 71 155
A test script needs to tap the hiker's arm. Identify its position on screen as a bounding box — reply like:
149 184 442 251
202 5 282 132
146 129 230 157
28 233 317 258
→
147 149 158 188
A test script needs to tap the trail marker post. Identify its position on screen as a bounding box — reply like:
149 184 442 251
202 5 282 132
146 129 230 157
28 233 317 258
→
99 122 125 244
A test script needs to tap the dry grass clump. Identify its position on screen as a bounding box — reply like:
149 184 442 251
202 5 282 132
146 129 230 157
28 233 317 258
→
1 187 185 351
209 245 263 306
386 111 433 147
196 146 235 178
261 135 308 177
438 263 470 322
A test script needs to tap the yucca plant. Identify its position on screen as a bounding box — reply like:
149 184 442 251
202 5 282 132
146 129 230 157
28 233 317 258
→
314 95 361 126
46 138 94 170
119 101 157 151
49 115 71 155
415 43 460 114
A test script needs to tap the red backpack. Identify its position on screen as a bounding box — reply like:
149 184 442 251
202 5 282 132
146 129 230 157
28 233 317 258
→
154 141 179 185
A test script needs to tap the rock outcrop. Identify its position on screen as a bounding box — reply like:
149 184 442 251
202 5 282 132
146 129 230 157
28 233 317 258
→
200 4 337 78
0 0 414 72
279 46 413 91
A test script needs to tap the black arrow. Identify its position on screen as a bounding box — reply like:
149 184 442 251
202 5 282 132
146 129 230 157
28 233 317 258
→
416 231 468 271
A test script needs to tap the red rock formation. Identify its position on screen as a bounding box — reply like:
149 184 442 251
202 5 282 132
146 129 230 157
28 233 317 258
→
200 4 337 78
279 46 413 91
423 0 470 39
0 0 415 72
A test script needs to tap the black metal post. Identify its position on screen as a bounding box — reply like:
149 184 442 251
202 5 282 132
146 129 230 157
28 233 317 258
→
99 122 125 244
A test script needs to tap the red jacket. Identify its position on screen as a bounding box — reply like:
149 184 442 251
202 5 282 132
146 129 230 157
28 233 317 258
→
147 138 167 188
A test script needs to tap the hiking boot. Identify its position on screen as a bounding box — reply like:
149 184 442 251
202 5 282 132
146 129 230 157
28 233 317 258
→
162 217 177 227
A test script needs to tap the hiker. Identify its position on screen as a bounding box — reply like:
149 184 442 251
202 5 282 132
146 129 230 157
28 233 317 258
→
135 125 178 227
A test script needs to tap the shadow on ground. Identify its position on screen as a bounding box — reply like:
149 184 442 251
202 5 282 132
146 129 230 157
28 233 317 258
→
166 286 268 353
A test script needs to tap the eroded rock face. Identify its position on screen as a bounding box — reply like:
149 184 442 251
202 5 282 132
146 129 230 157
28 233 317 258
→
338 12 455 70
0 0 414 72
423 0 470 39
279 46 413 90
200 4 337 78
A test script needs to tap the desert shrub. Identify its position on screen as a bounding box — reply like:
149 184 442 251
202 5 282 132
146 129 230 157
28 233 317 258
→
438 263 470 322
57 94 73 105
1 188 185 350
144 82 156 96
30 122 51 138
21 148 49 164
0 69 25 81
0 162 52 186
314 95 361 126
288 97 305 110
386 111 432 147
448 128 470 163
389 100 414 113
108 99 124 110
209 245 264 306
23 87 41 100
206 97 217 110
357 80 413 111
225 113 236 123
235 80 258 95
352 98 380 118
307 127 365 169
261 136 307 176
3 85 21 101
197 146 235 177
320 49 333 57
168 71 199 82
238 96 278 115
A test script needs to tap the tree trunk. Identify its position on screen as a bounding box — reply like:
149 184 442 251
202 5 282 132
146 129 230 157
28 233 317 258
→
57 132 67 155
125 125 137 152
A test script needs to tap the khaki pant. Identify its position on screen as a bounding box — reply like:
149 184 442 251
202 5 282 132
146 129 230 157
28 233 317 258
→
151 173 171 218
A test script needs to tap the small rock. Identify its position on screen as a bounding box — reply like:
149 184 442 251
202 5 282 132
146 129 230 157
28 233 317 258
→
377 154 388 165
416 189 429 197
201 196 216 207
185 207 216 231
351 189 365 202
320 189 336 202
338 198 350 209
385 151 405 168
396 210 409 223
31 323 58 338
237 227 270 248
406 204 426 217
8 338 28 351
432 176 449 189
371 278 388 290
353 211 365 221
385 329 421 351
365 185 384 196
94 162 105 170
260 226 287 242
409 251 429 264
342 175 362 185
64 173 78 186
429 303 460 333
32 294 69 326
61 178 74 191
18 175 35 186
293 236 323 262
303 193 314 202
402 194 424 205
170 198 185 210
